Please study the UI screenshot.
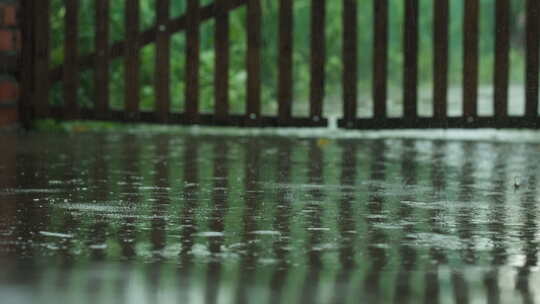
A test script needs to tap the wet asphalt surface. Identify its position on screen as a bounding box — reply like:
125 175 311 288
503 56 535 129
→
0 131 539 303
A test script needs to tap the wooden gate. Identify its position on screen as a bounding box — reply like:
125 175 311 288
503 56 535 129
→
20 0 540 129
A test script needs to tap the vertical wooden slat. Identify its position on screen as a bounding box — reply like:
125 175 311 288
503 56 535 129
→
20 0 35 127
463 0 479 118
403 0 418 118
33 0 50 117
64 0 79 119
246 0 262 123
125 0 140 118
95 0 110 117
373 0 388 118
310 0 325 121
214 0 230 121
494 0 510 118
185 0 200 122
155 0 171 122
525 0 540 118
342 0 357 125
278 0 293 124
433 0 449 119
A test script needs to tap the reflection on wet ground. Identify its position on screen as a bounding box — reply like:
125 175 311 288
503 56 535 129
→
0 132 539 303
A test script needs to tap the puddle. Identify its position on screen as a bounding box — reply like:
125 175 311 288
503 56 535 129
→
0 131 539 303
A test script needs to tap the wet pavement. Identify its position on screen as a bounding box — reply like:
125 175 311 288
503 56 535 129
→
0 131 539 304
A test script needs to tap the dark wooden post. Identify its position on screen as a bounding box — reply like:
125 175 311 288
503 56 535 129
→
63 0 79 119
155 0 171 122
373 0 388 119
125 0 140 119
185 0 200 123
95 0 110 118
1 0 23 127
403 0 418 119
214 0 230 123
494 0 510 119
433 0 449 119
278 0 293 125
246 0 261 125
342 0 357 127
310 0 325 123
525 0 539 119
33 0 50 118
463 0 479 119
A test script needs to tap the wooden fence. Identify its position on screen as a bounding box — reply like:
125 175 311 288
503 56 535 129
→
20 0 540 129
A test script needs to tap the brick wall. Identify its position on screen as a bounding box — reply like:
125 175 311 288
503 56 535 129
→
0 0 19 127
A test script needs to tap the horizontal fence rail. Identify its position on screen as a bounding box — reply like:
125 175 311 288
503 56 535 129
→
21 0 540 129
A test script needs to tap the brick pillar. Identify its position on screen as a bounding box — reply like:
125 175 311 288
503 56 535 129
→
0 0 19 128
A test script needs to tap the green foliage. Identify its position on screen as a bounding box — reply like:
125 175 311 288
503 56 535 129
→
49 0 527 115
